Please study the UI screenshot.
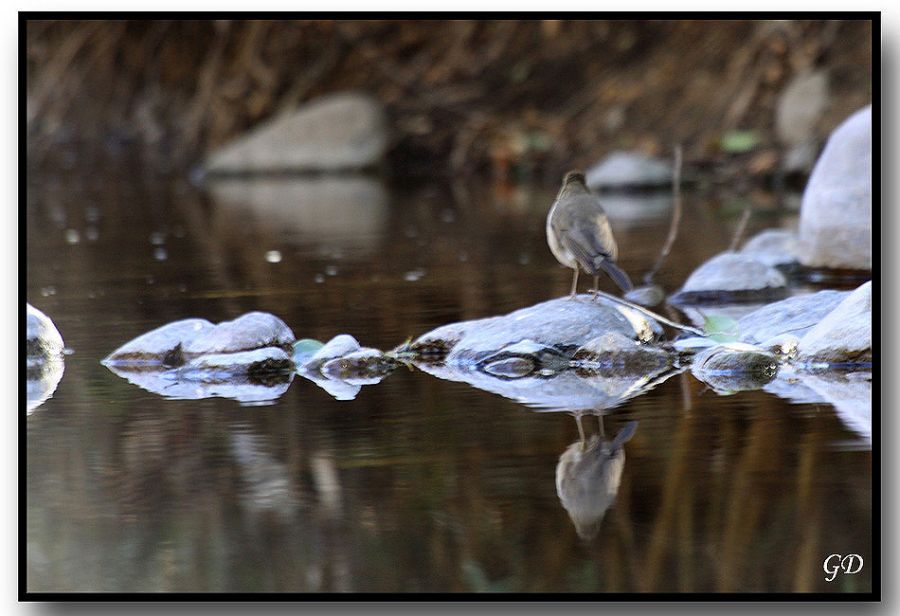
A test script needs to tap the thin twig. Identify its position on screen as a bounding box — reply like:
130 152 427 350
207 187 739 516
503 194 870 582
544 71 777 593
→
644 144 684 285
593 290 705 337
728 206 752 252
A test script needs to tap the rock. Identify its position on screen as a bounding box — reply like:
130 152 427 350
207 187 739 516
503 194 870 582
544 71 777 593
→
427 295 663 365
182 312 294 355
776 70 829 148
301 334 362 370
556 421 636 540
624 284 665 308
797 105 872 270
797 281 871 365
103 318 215 365
585 151 672 190
405 317 500 360
737 289 850 345
205 92 388 174
739 229 799 267
180 347 294 380
26 304 64 361
206 175 388 252
572 332 672 374
104 313 294 367
690 343 779 393
668 252 788 305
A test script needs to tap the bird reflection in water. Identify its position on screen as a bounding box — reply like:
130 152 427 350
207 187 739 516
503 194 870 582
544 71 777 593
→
556 414 637 541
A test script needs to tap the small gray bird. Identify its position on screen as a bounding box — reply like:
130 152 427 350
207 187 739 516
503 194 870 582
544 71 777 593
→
546 171 633 297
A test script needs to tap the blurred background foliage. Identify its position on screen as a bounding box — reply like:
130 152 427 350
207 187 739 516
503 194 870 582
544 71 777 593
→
25 19 872 179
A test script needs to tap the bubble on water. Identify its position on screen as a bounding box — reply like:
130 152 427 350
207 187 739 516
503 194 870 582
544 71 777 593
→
178 283 187 293
314 273 326 284
85 226 99 242
325 265 339 276
153 247 168 261
404 268 426 282
518 252 531 265
265 250 282 263
146 276 155 285
403 225 418 239
172 226 185 238
40 286 57 297
440 209 456 223
85 206 101 223
65 229 80 244
149 231 166 245
458 251 469 262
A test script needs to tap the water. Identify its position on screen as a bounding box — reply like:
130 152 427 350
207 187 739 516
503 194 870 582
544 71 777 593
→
25 170 872 593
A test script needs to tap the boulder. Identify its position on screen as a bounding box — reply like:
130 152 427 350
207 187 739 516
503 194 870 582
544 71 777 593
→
182 312 295 356
411 295 663 366
668 252 788 305
775 70 829 174
585 151 672 190
797 105 872 270
797 281 872 365
205 92 388 174
572 332 672 375
690 343 779 393
736 289 849 346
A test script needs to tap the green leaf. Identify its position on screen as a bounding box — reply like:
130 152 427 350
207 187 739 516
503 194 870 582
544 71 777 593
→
720 130 760 153
293 338 324 362
703 314 741 343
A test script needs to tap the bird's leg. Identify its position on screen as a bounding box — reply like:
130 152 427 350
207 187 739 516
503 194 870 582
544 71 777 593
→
591 275 600 301
569 268 579 299
597 414 605 438
576 414 586 450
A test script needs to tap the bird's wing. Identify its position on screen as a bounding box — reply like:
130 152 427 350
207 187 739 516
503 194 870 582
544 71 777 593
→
559 226 613 275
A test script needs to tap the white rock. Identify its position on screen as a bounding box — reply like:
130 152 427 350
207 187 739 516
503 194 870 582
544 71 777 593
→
798 281 872 364
739 229 799 267
670 252 787 303
797 105 872 269
183 312 294 355
205 92 388 173
26 303 65 360
586 151 672 189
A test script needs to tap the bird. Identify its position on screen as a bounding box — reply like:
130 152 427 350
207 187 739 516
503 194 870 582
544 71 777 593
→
546 170 633 298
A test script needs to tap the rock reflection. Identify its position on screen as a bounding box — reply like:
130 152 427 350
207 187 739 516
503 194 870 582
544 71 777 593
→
414 360 681 412
26 357 65 414
104 364 293 405
556 417 637 540
206 175 388 252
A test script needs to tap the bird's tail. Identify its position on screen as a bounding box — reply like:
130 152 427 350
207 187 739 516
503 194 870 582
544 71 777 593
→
597 259 633 292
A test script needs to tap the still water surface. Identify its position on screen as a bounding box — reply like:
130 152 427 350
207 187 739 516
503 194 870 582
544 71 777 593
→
25 170 872 593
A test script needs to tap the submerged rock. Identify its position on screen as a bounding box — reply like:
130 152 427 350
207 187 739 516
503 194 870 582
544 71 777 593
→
797 281 872 365
739 229 800 268
736 289 849 346
413 295 663 366
26 303 64 362
797 105 872 270
668 252 788 305
205 92 388 174
556 420 636 540
585 151 672 190
690 343 779 393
